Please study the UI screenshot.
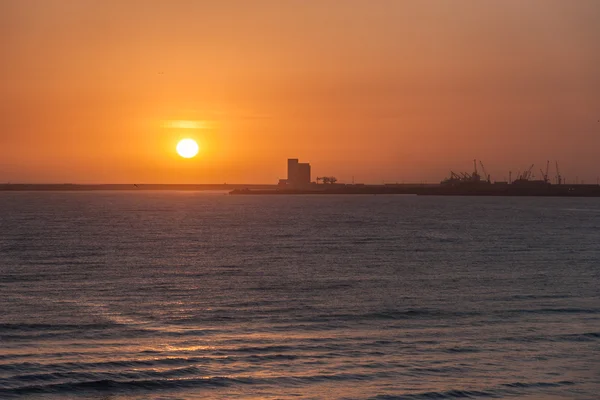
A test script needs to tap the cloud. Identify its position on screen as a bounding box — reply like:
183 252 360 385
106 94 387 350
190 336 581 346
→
163 120 208 129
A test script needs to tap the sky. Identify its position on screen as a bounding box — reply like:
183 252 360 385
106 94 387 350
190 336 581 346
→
1 0 599 184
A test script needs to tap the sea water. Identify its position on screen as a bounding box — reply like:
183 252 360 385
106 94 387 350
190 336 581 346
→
0 192 599 399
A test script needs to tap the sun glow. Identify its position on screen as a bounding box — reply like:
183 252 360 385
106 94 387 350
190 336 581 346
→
176 139 199 158
165 120 207 129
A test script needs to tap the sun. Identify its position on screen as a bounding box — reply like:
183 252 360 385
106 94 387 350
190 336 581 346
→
176 138 199 158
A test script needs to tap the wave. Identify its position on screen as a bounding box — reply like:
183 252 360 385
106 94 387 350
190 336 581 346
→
561 332 600 341
297 309 480 323
243 354 299 362
408 366 468 374
0 366 581 397
0 327 223 341
500 331 600 344
218 342 376 355
0 366 205 389
508 294 573 300
0 372 389 396
443 347 481 354
0 352 303 377
0 358 206 375
372 389 496 399
370 380 576 399
0 323 114 332
297 306 596 323
502 380 575 389
510 307 599 315
0 376 241 396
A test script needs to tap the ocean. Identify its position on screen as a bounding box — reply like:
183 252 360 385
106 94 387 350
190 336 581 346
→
0 192 598 399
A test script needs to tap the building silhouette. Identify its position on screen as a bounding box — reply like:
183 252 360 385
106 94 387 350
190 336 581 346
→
282 158 311 188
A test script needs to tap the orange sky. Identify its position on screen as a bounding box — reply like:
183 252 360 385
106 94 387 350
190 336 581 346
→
1 0 599 184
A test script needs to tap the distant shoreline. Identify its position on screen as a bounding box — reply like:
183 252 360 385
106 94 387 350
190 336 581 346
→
6 183 600 197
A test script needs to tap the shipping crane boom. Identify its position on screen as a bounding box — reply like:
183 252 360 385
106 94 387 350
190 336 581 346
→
479 161 491 183
523 164 535 180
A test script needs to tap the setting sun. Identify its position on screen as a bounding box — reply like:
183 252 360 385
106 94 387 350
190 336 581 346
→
176 139 199 158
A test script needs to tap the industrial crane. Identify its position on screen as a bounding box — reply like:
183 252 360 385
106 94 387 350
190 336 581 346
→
522 164 535 180
555 161 562 185
479 161 491 183
539 160 550 183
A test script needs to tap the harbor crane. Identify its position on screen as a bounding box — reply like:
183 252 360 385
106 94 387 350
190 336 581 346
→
441 160 495 185
539 160 550 183
450 171 462 180
555 161 562 185
521 164 535 180
479 161 491 183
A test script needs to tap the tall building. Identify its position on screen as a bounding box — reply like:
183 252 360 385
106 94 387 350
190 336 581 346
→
296 163 311 186
287 159 299 184
286 158 311 187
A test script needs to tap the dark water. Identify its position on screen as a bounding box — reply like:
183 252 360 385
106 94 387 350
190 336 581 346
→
0 192 599 399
